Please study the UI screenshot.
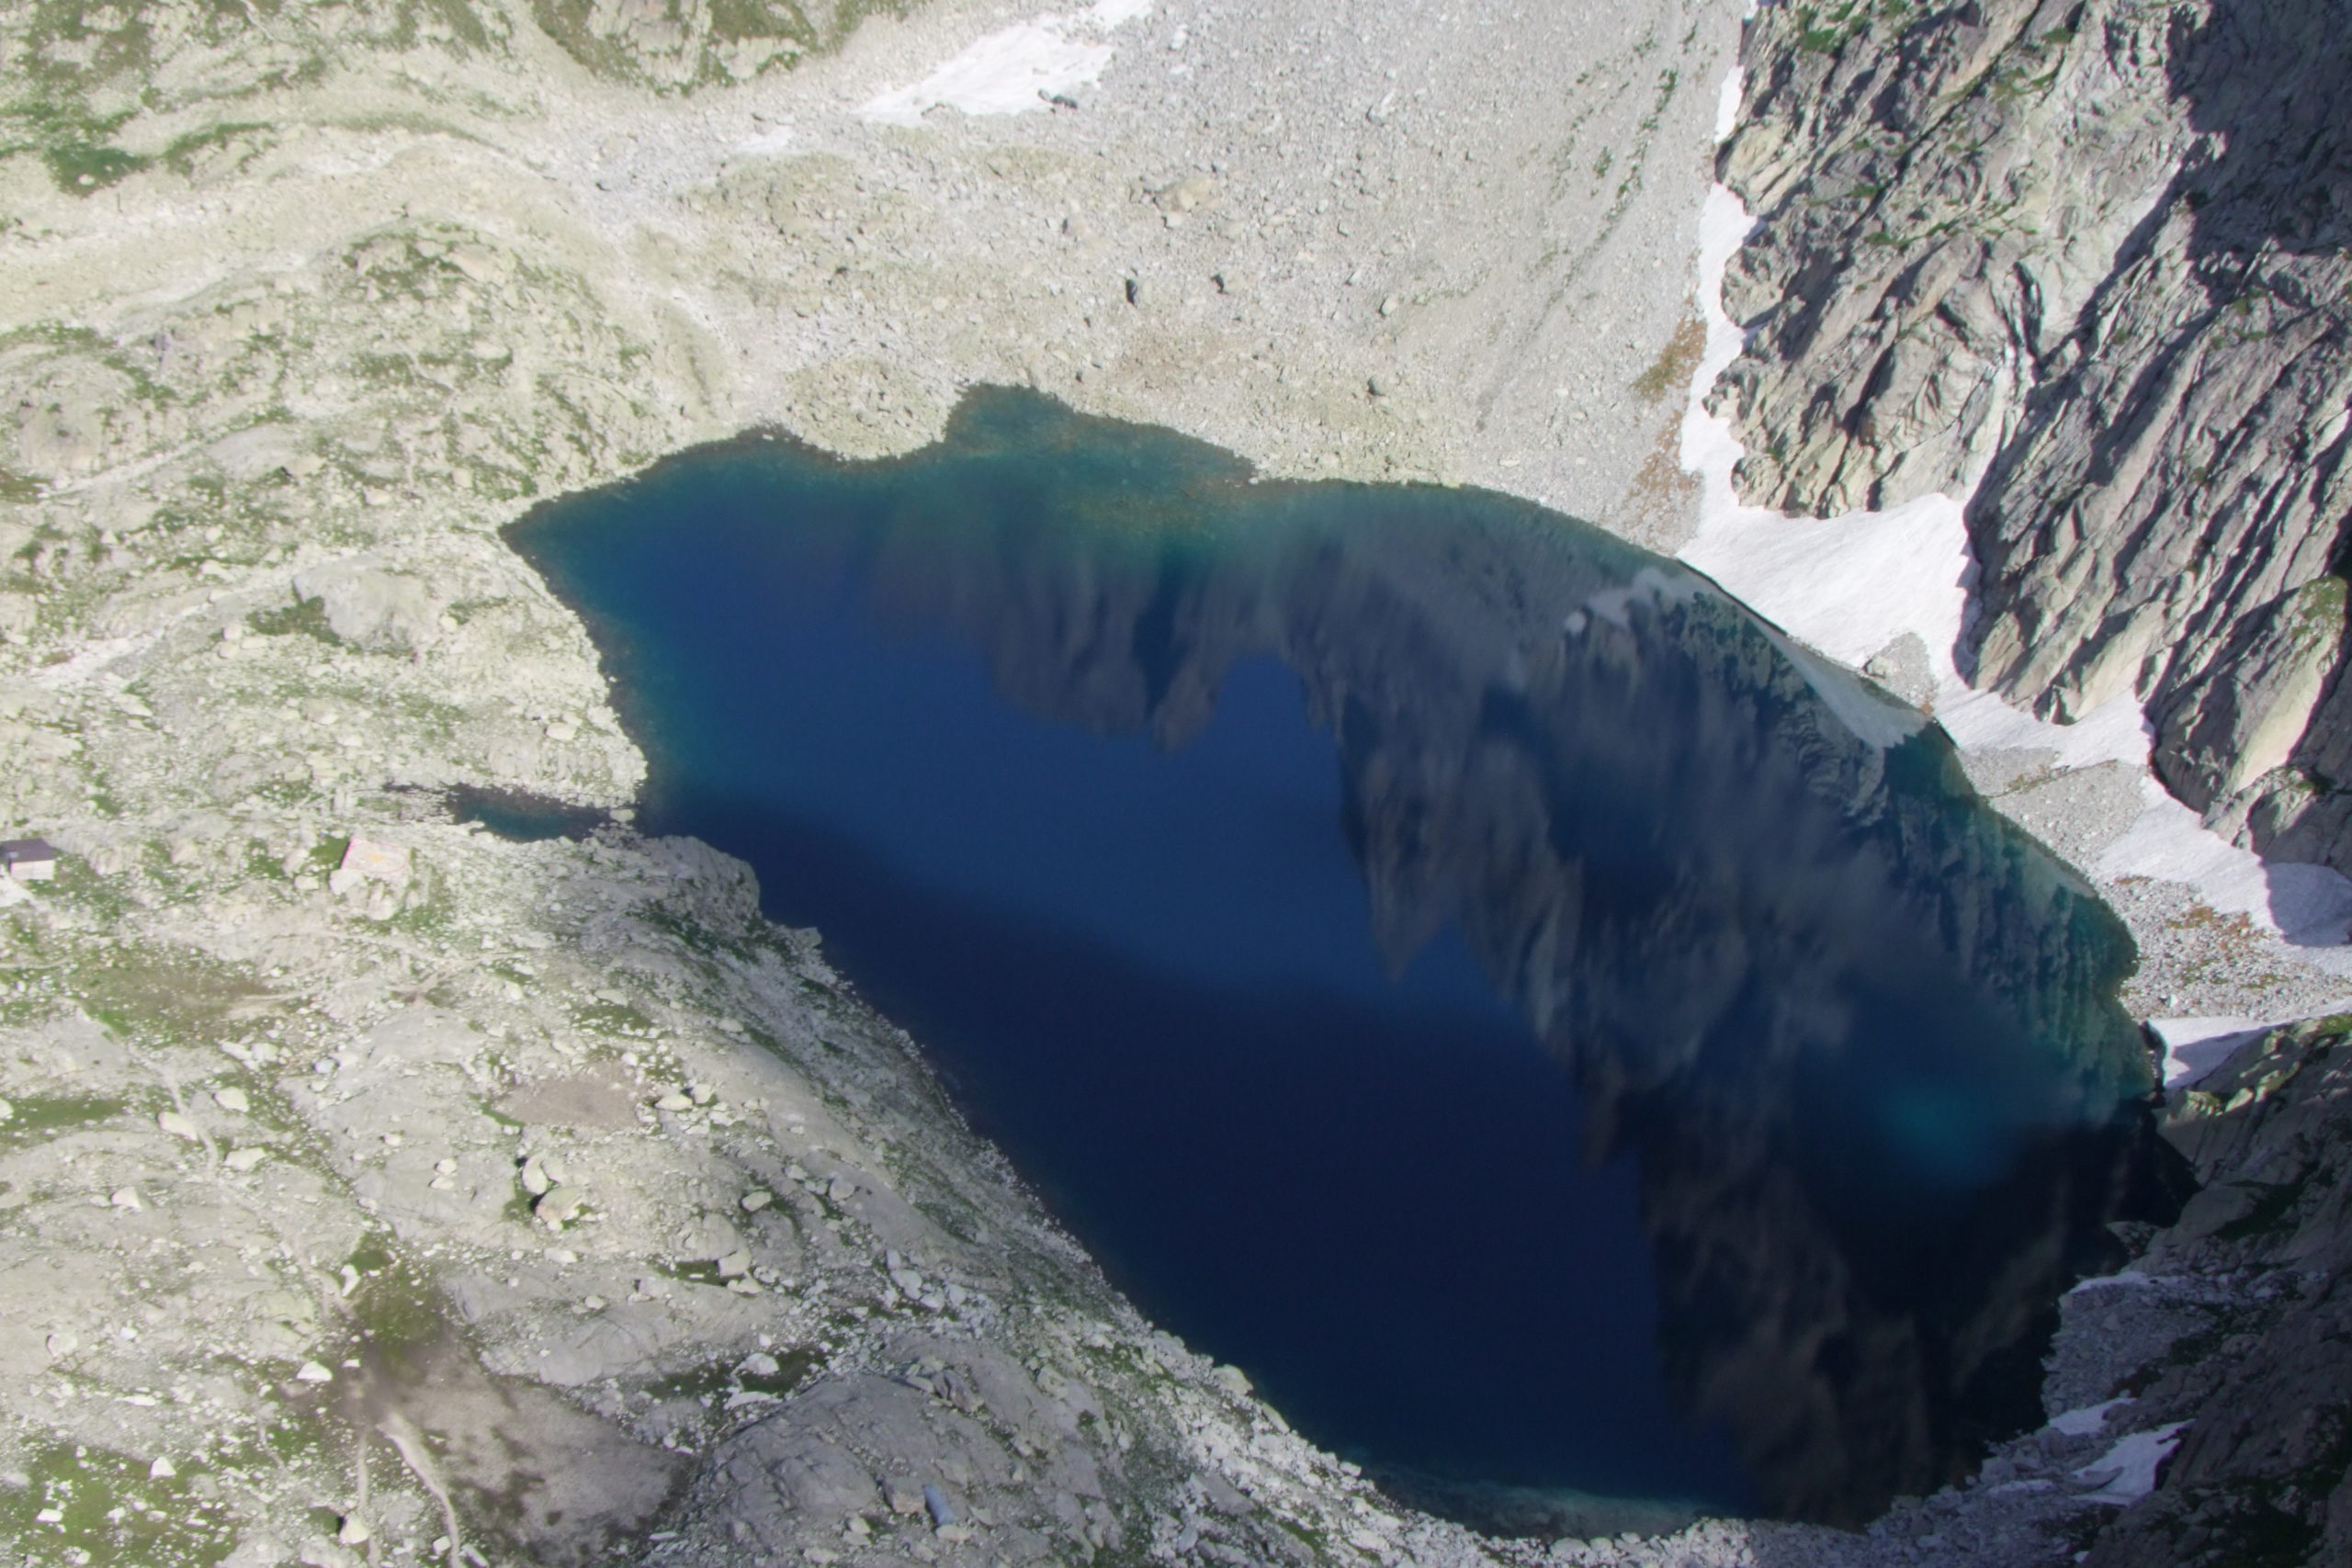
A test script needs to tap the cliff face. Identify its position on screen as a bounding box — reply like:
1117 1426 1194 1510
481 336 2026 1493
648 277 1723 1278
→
2057 1016 2352 1568
1714 0 2352 871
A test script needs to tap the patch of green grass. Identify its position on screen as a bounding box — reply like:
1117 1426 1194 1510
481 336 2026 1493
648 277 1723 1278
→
2290 576 2347 651
0 1438 238 1568
0 323 175 414
572 998 654 1034
43 141 146 193
1269 1514 1332 1556
78 948 270 1042
649 1257 725 1286
386 897 449 939
258 1409 329 1463
0 1093 128 1144
400 0 494 51
744 1346 817 1394
42 853 131 923
345 1233 449 1360
644 1359 735 1403
1632 318 1705 402
531 0 904 85
645 1345 816 1404
158 120 271 177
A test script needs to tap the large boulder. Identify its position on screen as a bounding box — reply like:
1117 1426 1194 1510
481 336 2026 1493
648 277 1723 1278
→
289 558 440 651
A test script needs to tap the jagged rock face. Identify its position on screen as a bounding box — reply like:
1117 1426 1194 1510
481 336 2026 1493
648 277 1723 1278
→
1716 0 2352 869
696 392 2168 1522
2065 1018 2352 1567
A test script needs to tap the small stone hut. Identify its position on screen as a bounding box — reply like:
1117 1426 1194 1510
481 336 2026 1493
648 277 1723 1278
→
1 839 58 883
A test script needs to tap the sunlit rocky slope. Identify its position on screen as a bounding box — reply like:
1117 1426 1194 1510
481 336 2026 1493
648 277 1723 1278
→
1716 0 2352 873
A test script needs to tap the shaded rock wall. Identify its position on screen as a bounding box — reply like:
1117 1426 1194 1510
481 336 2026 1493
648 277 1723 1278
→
2065 1016 2352 1567
1715 0 2352 872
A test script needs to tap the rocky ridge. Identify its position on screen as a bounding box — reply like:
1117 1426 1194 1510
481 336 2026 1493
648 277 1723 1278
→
1713 0 2352 875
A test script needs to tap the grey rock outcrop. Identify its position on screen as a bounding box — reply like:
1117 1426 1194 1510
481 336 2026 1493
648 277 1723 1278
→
1715 0 2352 873
2068 1016 2352 1567
288 558 444 653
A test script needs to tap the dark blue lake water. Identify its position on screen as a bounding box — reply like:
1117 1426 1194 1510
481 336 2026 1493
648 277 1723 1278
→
508 390 2177 1534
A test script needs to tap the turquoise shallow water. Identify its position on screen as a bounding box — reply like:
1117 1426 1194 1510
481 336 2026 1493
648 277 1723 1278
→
509 390 2179 1533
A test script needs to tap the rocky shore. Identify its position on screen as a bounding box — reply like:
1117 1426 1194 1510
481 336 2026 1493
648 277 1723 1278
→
4 0 2350 1563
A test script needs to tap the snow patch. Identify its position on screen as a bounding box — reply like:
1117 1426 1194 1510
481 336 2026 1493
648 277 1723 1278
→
2064 1269 2153 1297
2048 1397 2132 1438
732 124 797 155
1680 492 1971 671
2147 1017 2275 1088
1932 685 2149 772
2075 1422 2190 1504
859 0 1152 125
1674 177 2352 943
1713 66 1744 143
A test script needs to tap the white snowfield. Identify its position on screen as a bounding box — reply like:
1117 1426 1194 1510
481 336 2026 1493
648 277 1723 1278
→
2146 1016 2278 1088
860 0 1155 125
1676 177 2352 951
2047 1397 2132 1438
2075 1422 2192 1504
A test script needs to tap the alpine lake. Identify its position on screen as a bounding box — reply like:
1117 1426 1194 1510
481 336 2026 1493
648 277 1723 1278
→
506 389 2181 1538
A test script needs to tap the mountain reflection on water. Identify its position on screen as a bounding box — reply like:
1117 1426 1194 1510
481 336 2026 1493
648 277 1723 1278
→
510 389 2183 1533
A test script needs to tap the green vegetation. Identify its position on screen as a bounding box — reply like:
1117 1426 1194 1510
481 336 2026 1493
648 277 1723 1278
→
41 852 132 923
2290 575 2347 650
647 1255 725 1286
345 1231 451 1361
645 1345 816 1404
160 121 273 178
43 140 145 193
0 1093 129 1145
1632 319 1706 402
78 946 271 1042
571 997 655 1034
529 0 912 88
246 594 340 644
0 1438 238 1568
305 835 352 876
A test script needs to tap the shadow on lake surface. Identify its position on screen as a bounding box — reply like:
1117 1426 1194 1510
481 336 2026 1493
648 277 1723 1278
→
510 389 2187 1533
